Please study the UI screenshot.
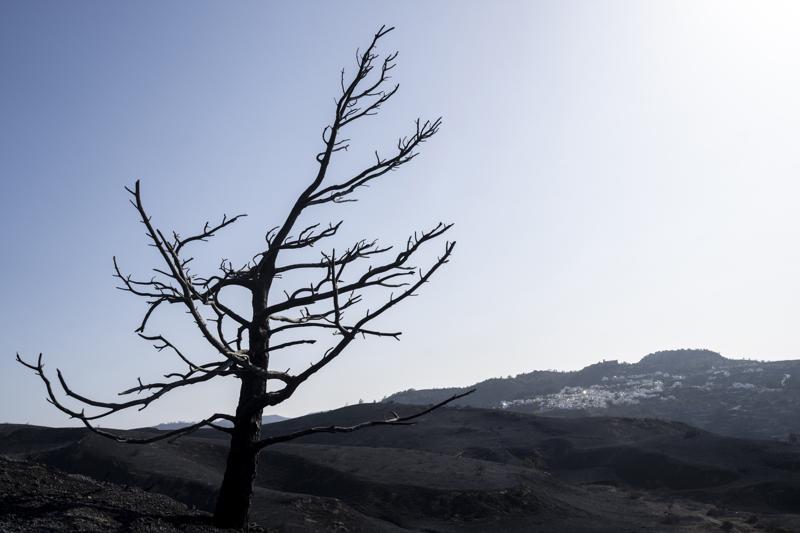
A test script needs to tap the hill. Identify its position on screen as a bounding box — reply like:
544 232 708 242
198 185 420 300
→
2 403 800 531
156 415 287 431
385 349 800 440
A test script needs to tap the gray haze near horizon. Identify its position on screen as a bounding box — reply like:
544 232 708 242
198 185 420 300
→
2 1 800 428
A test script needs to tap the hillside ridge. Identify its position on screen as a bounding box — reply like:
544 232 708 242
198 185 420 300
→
385 349 800 440
3 403 800 532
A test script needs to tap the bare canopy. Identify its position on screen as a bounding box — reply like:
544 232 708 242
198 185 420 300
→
18 25 471 529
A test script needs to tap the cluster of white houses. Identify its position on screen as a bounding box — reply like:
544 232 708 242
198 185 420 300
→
499 367 792 411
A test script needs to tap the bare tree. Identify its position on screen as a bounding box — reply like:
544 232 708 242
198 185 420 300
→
17 26 471 529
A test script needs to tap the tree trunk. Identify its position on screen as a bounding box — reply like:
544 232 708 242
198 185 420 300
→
214 290 270 529
213 374 265 528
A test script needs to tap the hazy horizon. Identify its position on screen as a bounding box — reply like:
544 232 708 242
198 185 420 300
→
3 1 800 428
2 346 794 427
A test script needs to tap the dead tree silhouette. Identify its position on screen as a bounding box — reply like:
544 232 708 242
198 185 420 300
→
18 25 471 529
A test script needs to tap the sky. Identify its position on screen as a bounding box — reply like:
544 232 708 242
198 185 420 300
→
2 1 800 427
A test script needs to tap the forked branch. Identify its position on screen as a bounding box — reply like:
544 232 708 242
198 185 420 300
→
16 352 235 442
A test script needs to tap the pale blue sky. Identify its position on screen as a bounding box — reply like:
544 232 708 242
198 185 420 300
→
3 1 800 427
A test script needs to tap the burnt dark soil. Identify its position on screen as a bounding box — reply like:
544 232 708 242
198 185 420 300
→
2 405 800 531
0 455 214 532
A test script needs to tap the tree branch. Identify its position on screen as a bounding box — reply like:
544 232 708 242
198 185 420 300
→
251 238 455 413
123 181 267 375
309 118 441 206
17 353 233 421
263 223 452 317
173 213 247 255
255 25 401 280
255 388 475 450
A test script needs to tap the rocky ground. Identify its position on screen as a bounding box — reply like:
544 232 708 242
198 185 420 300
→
6 454 798 533
0 456 216 532
3 405 800 532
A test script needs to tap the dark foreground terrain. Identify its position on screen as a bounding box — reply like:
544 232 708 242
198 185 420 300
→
2 405 800 532
0 456 214 532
